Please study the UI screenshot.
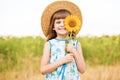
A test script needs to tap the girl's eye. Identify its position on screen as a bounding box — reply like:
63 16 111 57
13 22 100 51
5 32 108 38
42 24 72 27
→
56 21 61 24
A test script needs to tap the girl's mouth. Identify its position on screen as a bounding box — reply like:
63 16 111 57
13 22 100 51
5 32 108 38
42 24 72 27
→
58 27 66 30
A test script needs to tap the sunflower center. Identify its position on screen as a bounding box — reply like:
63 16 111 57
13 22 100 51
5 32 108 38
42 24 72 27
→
68 20 76 27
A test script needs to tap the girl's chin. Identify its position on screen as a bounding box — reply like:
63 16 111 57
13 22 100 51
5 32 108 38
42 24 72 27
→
58 32 68 35
56 30 68 35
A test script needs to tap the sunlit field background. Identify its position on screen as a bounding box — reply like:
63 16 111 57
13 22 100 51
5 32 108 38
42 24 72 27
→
0 35 120 80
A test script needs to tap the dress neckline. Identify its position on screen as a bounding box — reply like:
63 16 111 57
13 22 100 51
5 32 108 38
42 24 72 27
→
55 38 68 41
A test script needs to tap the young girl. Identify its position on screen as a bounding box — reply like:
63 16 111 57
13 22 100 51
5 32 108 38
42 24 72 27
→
40 1 85 80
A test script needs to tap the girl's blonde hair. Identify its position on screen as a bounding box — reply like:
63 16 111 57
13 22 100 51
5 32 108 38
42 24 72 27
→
46 9 71 41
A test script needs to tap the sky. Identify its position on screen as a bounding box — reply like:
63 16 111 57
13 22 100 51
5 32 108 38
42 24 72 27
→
0 0 120 38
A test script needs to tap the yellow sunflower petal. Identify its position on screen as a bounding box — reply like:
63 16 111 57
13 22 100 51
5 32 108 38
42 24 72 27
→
64 15 81 32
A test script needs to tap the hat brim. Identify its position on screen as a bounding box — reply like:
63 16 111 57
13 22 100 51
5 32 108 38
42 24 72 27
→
41 1 82 37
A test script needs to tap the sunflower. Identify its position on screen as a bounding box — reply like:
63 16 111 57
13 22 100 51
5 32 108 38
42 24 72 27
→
64 15 82 54
64 15 81 32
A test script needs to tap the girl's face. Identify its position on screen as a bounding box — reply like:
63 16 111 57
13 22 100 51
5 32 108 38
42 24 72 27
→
54 19 68 36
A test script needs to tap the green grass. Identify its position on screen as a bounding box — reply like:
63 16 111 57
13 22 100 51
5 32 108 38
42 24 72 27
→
77 35 120 65
0 36 45 72
0 35 120 73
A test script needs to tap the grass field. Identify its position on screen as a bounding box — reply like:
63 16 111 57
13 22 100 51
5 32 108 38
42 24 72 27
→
0 35 120 80
0 56 120 80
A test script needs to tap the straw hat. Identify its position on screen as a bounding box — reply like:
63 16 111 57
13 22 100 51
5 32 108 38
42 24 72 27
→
41 1 82 37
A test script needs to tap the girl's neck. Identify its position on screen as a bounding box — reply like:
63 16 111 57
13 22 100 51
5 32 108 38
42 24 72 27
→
56 35 68 40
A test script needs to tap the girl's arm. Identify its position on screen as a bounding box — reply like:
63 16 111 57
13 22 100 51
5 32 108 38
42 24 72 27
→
74 42 86 73
66 42 86 73
40 41 74 75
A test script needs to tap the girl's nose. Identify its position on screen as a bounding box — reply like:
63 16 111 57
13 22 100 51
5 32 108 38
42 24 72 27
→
61 21 64 27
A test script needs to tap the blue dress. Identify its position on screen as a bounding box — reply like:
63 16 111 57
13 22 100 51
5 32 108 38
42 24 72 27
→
46 38 80 80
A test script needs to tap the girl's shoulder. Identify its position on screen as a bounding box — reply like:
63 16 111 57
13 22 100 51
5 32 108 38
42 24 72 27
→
72 39 82 49
48 38 56 42
71 39 79 44
44 41 50 47
48 38 56 44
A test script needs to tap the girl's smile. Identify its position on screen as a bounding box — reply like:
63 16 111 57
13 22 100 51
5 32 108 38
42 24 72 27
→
54 19 68 35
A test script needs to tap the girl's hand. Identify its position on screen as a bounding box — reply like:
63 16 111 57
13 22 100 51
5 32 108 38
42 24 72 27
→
61 54 74 64
66 43 76 54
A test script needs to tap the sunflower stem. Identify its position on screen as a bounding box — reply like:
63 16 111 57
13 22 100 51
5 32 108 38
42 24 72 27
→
70 32 72 40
